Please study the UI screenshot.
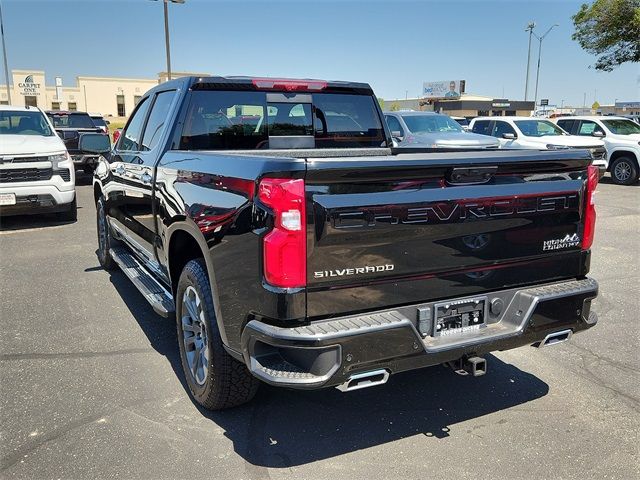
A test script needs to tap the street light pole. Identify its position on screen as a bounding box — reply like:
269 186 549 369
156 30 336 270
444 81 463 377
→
533 24 558 108
152 0 184 82
524 22 535 101
0 0 11 104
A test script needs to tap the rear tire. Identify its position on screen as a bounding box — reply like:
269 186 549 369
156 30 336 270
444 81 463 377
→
96 196 117 270
176 259 259 410
610 156 639 185
58 196 77 222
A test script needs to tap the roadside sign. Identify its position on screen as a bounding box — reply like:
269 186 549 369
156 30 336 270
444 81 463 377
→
540 99 549 106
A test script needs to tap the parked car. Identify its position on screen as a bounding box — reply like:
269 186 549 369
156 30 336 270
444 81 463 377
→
451 116 470 130
94 75 599 410
46 110 106 174
469 116 607 176
556 116 640 185
384 111 500 149
0 105 76 220
112 128 122 144
89 113 110 135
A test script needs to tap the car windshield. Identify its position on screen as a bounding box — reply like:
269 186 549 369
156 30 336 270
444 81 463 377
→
514 120 565 137
401 114 463 133
602 119 640 135
0 110 53 136
48 113 95 128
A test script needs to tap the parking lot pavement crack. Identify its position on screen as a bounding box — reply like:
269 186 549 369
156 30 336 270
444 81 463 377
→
0 347 153 362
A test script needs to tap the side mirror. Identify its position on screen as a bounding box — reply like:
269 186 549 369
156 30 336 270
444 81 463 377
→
592 130 605 137
78 132 111 154
391 130 404 140
502 133 517 140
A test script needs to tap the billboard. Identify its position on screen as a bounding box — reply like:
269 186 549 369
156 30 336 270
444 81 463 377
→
422 80 466 99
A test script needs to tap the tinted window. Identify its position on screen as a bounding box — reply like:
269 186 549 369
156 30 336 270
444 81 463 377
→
556 119 575 134
141 90 176 151
577 120 602 136
179 91 386 150
0 110 53 136
267 103 313 136
48 113 95 128
119 97 151 151
385 115 403 135
91 117 107 128
180 91 268 150
313 93 385 148
493 121 516 137
401 114 462 133
602 119 640 135
471 120 492 135
514 120 565 137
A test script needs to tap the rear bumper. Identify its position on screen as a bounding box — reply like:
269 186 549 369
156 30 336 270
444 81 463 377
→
241 278 598 389
71 154 101 167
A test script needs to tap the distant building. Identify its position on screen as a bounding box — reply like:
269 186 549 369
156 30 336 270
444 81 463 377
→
382 93 534 117
0 69 209 117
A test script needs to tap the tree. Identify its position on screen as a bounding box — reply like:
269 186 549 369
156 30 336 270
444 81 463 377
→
572 0 640 71
377 97 385 110
390 102 400 111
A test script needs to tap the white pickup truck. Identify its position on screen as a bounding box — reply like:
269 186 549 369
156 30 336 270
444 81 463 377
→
556 116 640 185
0 105 76 220
469 116 608 176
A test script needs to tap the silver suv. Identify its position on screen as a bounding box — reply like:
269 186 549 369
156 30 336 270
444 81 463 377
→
384 111 500 149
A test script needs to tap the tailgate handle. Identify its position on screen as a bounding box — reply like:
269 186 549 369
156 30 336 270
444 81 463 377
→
447 166 497 185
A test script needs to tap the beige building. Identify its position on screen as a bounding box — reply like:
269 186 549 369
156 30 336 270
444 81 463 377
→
0 69 208 117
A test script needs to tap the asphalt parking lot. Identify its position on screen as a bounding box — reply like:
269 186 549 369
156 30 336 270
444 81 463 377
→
0 174 638 480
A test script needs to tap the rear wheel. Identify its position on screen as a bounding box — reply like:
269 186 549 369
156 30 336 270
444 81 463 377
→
96 197 117 270
610 156 639 185
176 259 259 410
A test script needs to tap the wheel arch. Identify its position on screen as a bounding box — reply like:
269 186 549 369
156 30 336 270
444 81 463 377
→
607 149 639 170
166 223 231 347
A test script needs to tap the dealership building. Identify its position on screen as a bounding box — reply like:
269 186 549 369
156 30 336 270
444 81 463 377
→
0 69 207 117
383 94 536 117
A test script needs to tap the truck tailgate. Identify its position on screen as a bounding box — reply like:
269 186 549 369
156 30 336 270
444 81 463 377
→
305 150 593 318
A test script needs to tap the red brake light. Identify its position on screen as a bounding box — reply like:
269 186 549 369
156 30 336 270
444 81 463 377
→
251 78 327 92
582 164 598 250
258 178 306 288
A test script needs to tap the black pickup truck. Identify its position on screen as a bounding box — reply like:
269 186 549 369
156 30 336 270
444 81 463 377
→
92 76 599 410
46 111 106 174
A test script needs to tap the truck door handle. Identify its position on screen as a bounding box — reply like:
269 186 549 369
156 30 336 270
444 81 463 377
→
114 165 125 175
140 172 152 184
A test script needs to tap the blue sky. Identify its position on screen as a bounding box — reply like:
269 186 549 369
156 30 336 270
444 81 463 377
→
2 0 638 106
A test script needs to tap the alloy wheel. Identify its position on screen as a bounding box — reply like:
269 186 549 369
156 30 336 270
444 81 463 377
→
614 161 632 183
181 285 210 386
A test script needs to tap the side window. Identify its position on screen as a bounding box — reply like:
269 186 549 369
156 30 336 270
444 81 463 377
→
119 97 150 152
578 120 603 136
385 115 404 135
471 120 491 136
557 119 574 134
492 121 516 138
141 90 176 151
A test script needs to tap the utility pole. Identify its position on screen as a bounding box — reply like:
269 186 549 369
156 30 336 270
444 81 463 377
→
524 22 536 101
0 0 11 104
533 24 558 107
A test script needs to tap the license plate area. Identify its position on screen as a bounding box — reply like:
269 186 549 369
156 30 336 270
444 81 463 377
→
433 297 487 337
0 193 16 206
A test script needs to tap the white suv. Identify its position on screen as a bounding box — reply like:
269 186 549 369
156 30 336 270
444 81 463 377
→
0 105 76 220
469 116 607 175
556 116 640 185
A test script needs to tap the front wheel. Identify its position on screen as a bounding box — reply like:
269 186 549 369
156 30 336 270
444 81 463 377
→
176 259 259 410
610 156 639 185
96 197 117 270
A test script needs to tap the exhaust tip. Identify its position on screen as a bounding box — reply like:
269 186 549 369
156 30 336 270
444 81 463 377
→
537 329 572 348
336 369 390 392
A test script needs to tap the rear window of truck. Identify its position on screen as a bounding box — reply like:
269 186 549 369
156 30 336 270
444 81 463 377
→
48 113 95 129
178 90 386 150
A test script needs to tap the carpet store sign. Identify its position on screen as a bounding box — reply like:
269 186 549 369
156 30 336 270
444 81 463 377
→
18 75 42 96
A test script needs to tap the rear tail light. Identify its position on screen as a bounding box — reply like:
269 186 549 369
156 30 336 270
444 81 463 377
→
258 178 306 288
582 164 598 250
251 78 327 92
